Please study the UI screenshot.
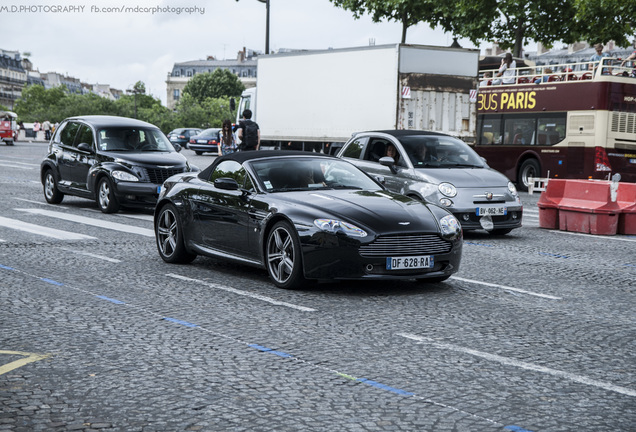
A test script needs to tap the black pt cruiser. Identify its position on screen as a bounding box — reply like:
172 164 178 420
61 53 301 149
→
41 115 197 213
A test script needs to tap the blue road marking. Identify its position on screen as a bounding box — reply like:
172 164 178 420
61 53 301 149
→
96 295 125 305
538 252 569 259
505 426 535 432
40 278 64 286
249 344 294 358
356 378 414 396
163 317 199 328
0 264 16 271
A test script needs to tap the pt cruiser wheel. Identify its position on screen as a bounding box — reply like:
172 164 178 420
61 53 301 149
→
43 169 64 204
155 204 196 264
97 177 120 213
266 221 306 289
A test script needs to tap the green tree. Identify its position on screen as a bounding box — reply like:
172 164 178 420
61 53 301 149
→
174 93 237 129
14 85 67 122
182 69 245 104
329 0 588 57
329 0 437 43
574 0 636 46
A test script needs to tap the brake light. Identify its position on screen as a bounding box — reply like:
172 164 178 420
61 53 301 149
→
594 146 612 171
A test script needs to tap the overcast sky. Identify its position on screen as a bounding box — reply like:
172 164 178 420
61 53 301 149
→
6 0 492 106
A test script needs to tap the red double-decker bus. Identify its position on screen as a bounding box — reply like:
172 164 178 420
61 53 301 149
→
475 57 636 190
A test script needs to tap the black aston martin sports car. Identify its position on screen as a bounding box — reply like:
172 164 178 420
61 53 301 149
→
154 151 463 289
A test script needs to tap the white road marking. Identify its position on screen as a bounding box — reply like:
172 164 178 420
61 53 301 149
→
450 276 561 300
398 333 636 397
0 216 96 240
0 163 35 170
552 230 636 242
167 273 317 312
15 208 154 237
0 160 40 167
57 247 121 263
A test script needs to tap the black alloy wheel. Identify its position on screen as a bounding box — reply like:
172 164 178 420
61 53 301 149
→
266 221 306 289
155 204 196 264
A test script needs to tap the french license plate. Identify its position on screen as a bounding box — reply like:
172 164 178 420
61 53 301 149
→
197 139 207 143
386 256 434 270
476 207 507 216
157 186 162 194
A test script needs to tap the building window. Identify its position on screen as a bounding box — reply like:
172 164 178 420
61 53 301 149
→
174 70 180 77
173 89 180 101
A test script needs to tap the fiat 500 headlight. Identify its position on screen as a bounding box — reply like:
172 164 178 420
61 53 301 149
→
438 182 457 197
314 219 367 237
508 181 517 195
111 170 139 182
439 214 461 239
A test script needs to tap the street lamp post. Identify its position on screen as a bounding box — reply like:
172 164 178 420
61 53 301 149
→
237 0 270 54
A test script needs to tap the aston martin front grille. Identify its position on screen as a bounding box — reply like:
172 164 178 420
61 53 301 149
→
359 234 451 257
144 167 185 184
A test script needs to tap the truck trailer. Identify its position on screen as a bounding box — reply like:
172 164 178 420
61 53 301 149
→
236 43 480 152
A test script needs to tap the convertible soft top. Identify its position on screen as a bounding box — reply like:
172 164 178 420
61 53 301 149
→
198 150 336 181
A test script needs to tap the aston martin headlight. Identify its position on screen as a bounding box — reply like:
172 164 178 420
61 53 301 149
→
314 219 367 237
508 181 517 195
439 214 461 239
111 170 139 182
438 182 457 197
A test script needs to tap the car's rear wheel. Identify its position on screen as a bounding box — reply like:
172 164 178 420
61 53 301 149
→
43 169 64 204
266 221 306 289
96 177 120 213
155 204 196 264
195 151 203 155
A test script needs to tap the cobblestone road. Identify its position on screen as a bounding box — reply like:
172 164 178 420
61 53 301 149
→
1 142 634 431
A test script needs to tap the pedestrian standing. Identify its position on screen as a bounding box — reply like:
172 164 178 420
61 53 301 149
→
42 120 52 140
236 109 260 151
33 121 41 140
218 119 238 156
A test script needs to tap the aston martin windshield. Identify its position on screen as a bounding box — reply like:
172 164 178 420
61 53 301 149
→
250 158 381 192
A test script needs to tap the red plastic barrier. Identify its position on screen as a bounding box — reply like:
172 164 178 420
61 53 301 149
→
616 182 636 235
537 179 621 235
536 179 566 229
557 180 620 235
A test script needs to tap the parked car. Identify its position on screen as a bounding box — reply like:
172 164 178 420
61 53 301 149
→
154 151 463 289
40 115 198 213
337 130 522 234
167 127 202 150
188 128 221 155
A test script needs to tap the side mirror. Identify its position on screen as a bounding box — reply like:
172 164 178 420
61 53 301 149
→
214 177 240 190
172 143 182 152
77 142 93 153
230 98 236 112
379 156 398 174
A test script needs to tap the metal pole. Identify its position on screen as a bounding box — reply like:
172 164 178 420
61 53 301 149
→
257 0 269 54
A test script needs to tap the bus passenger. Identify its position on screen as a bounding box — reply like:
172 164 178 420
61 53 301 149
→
494 53 516 85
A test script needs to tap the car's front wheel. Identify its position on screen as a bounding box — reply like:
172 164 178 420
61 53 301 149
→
43 169 64 204
96 177 120 213
266 221 306 289
155 204 196 264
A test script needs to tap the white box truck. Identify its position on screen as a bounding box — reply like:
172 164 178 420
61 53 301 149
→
236 44 479 152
